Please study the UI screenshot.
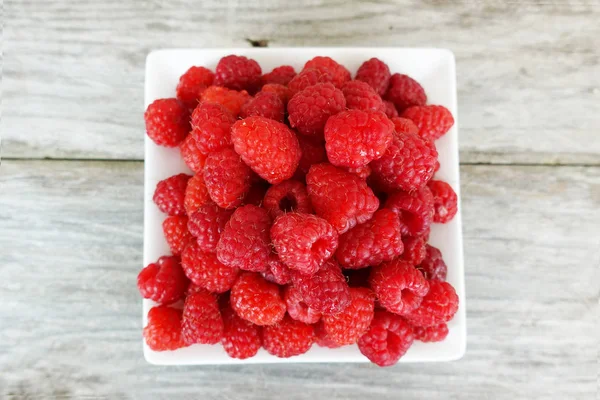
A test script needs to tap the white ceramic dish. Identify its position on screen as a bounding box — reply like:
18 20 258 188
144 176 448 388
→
144 48 465 365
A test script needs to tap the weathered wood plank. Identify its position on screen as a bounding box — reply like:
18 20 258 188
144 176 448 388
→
1 160 598 399
3 0 600 163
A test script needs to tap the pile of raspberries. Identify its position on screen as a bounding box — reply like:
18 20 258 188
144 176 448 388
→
140 54 459 367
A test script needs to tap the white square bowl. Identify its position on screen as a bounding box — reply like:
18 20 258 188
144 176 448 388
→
144 48 466 365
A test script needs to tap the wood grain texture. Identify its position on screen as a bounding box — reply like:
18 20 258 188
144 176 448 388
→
3 0 600 164
1 160 598 399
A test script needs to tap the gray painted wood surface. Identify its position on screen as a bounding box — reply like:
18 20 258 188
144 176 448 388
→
1 0 599 399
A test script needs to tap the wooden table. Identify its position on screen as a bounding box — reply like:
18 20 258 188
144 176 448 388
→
2 1 599 399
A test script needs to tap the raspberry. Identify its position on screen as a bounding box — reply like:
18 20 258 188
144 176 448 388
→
261 65 296 86
262 315 314 358
384 187 434 237
369 259 430 315
214 55 262 93
144 306 184 351
284 285 321 324
176 66 215 111
153 173 191 216
347 165 372 180
162 215 193 255
240 91 285 122
230 272 286 326
400 236 427 265
181 241 239 293
287 83 346 137
184 174 211 215
294 136 326 180
418 245 448 281
428 180 458 223
304 56 351 88
306 163 379 234
271 213 339 275
187 203 232 252
291 259 351 314
324 110 393 168
322 287 375 345
355 58 391 96
314 320 342 348
263 180 312 219
217 205 271 272
221 305 262 359
383 100 399 119
370 133 438 192
179 134 207 174
182 290 224 345
201 86 251 117
357 310 414 367
262 254 292 285
203 148 253 209
287 68 336 95
335 209 403 269
261 83 292 105
391 117 419 136
242 182 269 206
405 280 459 327
231 116 301 184
190 102 235 154
137 256 188 305
341 80 385 112
414 323 449 342
384 73 427 113
144 98 189 147
401 105 455 141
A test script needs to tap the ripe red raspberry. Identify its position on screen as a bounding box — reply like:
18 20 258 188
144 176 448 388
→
190 102 235 154
182 290 224 345
369 259 430 315
290 259 351 314
230 272 286 326
391 117 419 136
162 215 194 255
384 187 434 237
231 116 301 184
428 180 458 223
304 56 351 88
184 174 211 215
217 205 272 272
181 241 239 293
414 323 449 342
240 91 285 122
144 98 189 147
203 148 253 209
418 244 448 281
221 305 262 359
335 209 403 269
153 173 191 216
144 306 184 351
284 285 321 324
287 83 346 137
347 165 372 180
263 180 312 219
400 236 427 265
176 66 215 111
261 65 296 86
271 213 339 275
370 133 438 192
179 134 207 174
384 73 427 113
187 203 232 252
401 105 455 141
322 287 375 345
355 58 391 96
358 310 414 367
294 136 326 180
306 163 379 234
383 100 399 118
201 86 251 117
214 55 262 93
287 68 336 95
405 280 459 327
261 83 292 105
341 80 385 112
314 320 342 348
262 255 292 285
262 315 314 358
324 110 393 168
137 256 188 305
